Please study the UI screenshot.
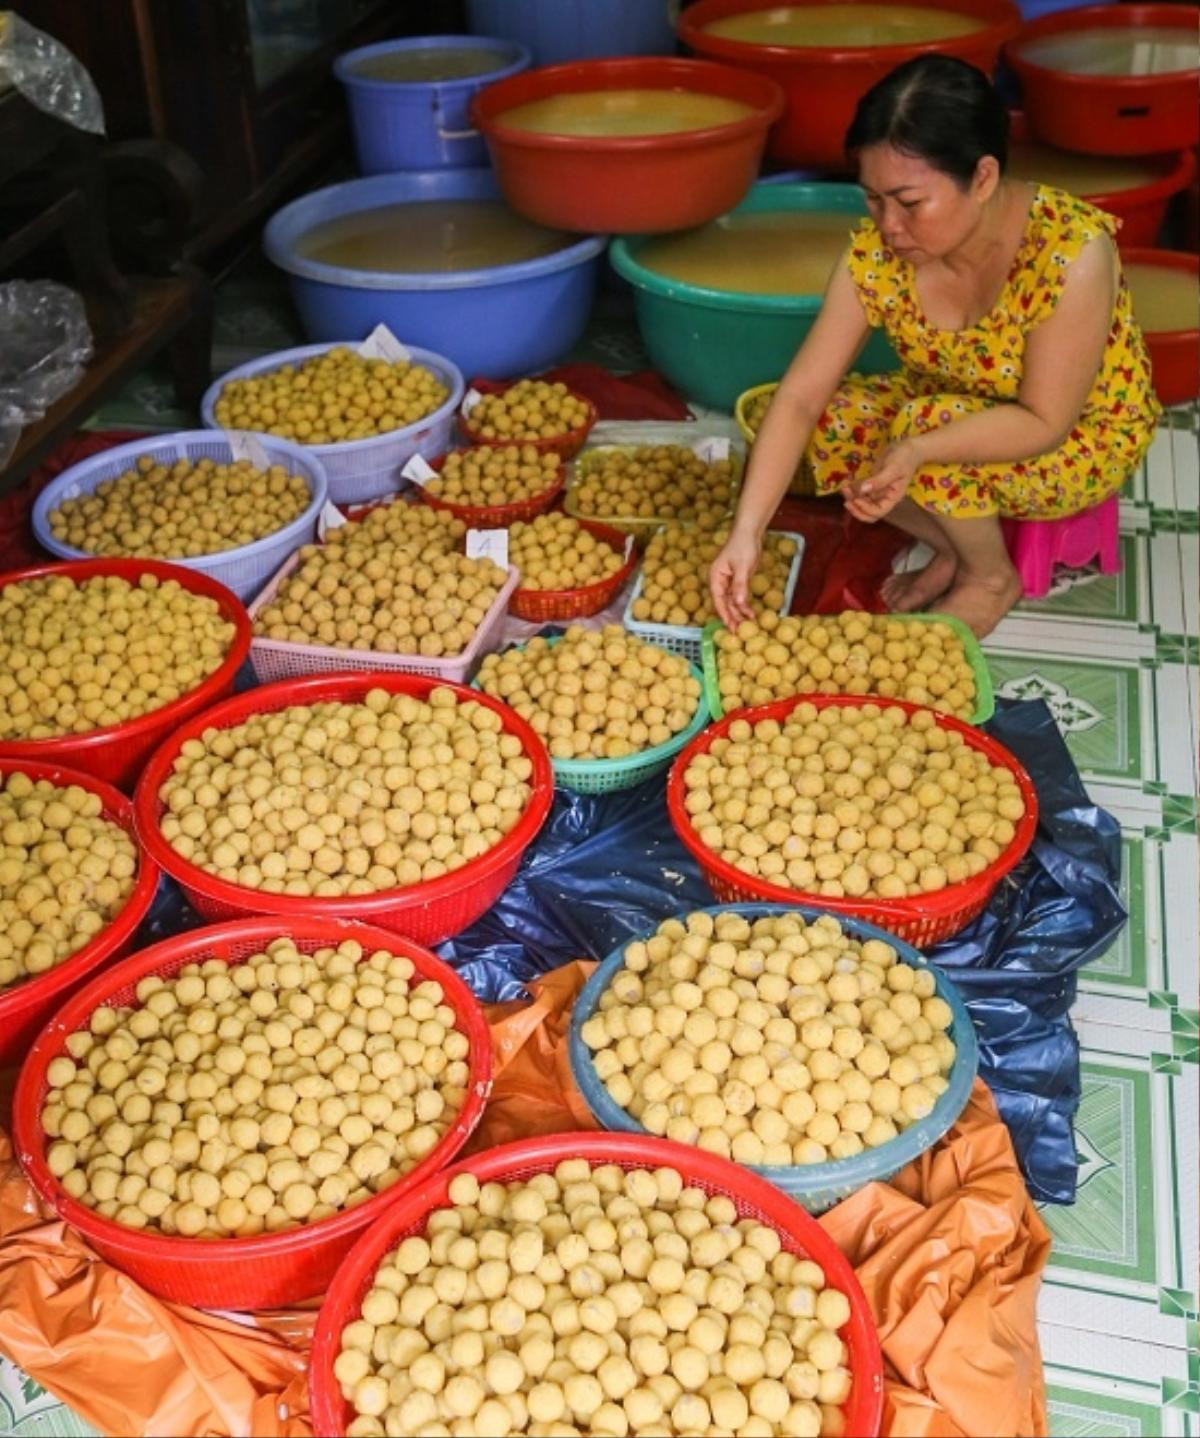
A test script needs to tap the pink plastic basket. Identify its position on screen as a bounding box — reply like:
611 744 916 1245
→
0 758 159 1068
247 549 519 685
309 1133 885 1437
12 916 492 1309
133 671 553 946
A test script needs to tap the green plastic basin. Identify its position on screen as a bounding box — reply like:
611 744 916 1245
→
609 181 899 412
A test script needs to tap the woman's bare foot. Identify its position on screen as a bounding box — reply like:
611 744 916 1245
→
880 549 958 613
934 569 1024 638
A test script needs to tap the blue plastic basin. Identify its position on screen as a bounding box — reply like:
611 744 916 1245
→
609 180 899 412
263 170 606 379
334 35 530 173
465 0 677 65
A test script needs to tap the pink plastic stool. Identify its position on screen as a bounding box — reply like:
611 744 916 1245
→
1000 494 1121 599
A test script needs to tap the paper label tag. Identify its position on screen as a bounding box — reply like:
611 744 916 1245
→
461 387 484 417
357 323 411 363
466 529 508 569
317 500 349 540
225 431 273 469
693 436 731 463
401 453 438 487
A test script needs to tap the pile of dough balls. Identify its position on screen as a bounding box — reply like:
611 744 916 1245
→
740 387 774 439
713 612 978 720
464 381 591 443
336 1158 856 1438
0 573 237 740
582 909 955 1167
570 446 737 527
212 348 449 444
254 504 506 658
476 627 701 762
157 686 535 896
47 456 312 560
510 515 627 594
40 937 470 1237
631 527 796 629
424 446 562 509
0 772 138 992
681 702 1026 899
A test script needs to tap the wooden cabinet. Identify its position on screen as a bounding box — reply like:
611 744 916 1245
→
16 0 467 257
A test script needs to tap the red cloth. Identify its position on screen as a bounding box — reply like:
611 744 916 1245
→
775 496 911 614
538 363 693 421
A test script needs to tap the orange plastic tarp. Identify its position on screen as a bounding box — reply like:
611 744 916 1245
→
0 964 1048 1438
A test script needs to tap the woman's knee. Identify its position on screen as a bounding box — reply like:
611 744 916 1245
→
889 392 988 441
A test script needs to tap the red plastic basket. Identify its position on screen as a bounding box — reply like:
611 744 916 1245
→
458 378 598 460
508 519 637 622
1006 4 1200 156
309 1132 885 1438
667 694 1039 948
0 758 159 1068
11 915 493 1309
0 558 252 792
413 447 567 527
1122 248 1200 407
132 672 554 947
679 0 1019 171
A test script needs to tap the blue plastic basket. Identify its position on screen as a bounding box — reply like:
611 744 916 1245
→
568 901 979 1214
623 527 805 664
30 431 328 604
476 636 709 794
200 342 463 507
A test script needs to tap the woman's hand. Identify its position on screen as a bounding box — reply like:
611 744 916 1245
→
842 440 920 522
710 527 762 628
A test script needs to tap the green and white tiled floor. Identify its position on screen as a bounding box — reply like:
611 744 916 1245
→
984 413 1200 1438
3 277 1196 1436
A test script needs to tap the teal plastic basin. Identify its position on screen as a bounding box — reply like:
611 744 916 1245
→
609 181 899 412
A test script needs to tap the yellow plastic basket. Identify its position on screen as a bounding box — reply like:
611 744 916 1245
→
733 382 815 497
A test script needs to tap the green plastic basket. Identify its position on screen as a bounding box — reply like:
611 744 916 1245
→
702 612 994 725
475 636 710 794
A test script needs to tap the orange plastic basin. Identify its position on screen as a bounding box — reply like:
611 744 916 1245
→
471 57 785 234
679 0 1020 171
1123 249 1200 408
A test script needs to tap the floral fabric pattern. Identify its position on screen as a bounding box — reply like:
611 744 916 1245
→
807 186 1161 519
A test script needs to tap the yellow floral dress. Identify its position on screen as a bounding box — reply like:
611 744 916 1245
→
806 185 1160 518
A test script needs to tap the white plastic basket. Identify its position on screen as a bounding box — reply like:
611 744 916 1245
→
200 341 464 507
623 528 806 663
247 549 519 685
29 431 328 604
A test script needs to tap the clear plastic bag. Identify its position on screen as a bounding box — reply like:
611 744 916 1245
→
0 282 93 468
0 12 105 135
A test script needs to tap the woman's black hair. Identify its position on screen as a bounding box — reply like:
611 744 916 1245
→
845 54 1009 186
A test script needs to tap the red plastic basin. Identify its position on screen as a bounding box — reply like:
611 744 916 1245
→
1123 248 1200 408
679 0 1020 171
471 57 785 234
1007 5 1200 156
1009 111 1195 248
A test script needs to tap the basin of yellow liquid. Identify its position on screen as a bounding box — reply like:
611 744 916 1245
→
350 47 510 83
701 3 986 47
295 200 575 273
1008 143 1163 195
1016 25 1199 75
495 89 757 138
637 210 854 295
1125 262 1200 333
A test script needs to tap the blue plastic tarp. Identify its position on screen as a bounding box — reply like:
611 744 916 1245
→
139 695 1123 1205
